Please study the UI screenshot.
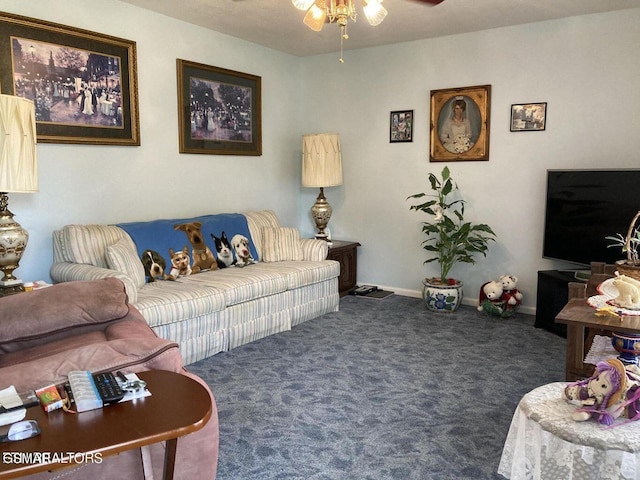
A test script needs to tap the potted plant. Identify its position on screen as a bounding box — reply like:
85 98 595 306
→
606 211 640 279
407 166 496 312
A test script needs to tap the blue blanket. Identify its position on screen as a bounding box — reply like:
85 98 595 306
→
117 213 258 268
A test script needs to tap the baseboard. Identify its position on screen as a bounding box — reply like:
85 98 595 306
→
360 284 536 316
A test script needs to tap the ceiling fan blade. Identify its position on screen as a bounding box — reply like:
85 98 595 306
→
411 0 445 5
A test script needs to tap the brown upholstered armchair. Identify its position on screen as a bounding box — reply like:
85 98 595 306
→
0 278 218 479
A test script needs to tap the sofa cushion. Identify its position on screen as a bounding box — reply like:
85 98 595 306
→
106 238 146 287
0 278 131 354
261 227 304 262
245 210 281 260
248 261 340 290
0 317 164 368
0 324 181 392
183 266 288 306
134 280 227 328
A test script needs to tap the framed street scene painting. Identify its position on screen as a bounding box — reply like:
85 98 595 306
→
0 11 140 145
430 84 491 162
510 102 547 131
177 59 262 156
390 110 413 143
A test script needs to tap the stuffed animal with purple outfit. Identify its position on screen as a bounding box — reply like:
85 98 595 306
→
563 358 640 426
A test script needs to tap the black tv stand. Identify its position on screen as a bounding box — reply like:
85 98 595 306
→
557 268 591 279
535 269 587 337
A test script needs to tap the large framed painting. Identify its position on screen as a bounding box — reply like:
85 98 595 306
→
0 11 140 145
177 59 262 156
430 84 491 162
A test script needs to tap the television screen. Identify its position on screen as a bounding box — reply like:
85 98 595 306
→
543 169 640 266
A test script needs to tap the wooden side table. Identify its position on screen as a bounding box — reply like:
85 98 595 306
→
554 262 626 381
0 370 212 480
327 240 360 297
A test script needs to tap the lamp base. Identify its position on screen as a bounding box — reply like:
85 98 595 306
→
310 187 333 240
0 192 29 287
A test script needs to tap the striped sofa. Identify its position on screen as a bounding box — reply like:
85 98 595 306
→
50 210 340 365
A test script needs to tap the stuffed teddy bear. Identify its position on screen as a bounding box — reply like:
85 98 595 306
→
564 358 640 425
477 280 504 316
498 275 523 313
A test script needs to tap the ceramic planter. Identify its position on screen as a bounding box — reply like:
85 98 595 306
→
422 278 463 313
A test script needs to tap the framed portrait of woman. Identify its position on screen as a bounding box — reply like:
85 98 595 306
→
430 85 491 162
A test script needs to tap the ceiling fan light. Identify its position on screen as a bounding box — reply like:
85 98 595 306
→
303 3 327 31
363 0 387 26
292 0 315 11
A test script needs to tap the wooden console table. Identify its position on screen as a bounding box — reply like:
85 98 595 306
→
0 370 212 480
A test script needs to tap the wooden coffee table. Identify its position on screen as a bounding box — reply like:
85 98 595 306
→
0 370 212 480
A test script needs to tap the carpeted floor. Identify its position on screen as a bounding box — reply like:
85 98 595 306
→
188 294 566 480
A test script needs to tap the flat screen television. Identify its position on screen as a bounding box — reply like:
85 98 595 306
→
543 169 640 266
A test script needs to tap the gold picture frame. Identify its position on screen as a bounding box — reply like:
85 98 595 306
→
0 11 140 146
177 59 262 156
430 84 491 162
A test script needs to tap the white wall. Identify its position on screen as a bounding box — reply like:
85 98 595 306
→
298 10 640 312
2 1 639 314
0 0 302 284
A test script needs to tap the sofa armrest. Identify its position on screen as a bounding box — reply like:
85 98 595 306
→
51 261 138 303
0 278 135 354
300 238 329 262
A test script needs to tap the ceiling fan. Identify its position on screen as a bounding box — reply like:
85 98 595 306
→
292 0 445 62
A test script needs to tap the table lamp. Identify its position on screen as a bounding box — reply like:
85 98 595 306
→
301 133 343 240
0 94 38 295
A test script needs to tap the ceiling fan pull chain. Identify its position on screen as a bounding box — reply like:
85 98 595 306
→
339 24 347 63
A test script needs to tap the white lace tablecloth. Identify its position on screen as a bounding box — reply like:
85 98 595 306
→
498 382 640 480
584 335 618 365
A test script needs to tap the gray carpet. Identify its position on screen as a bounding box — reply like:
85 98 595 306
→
188 294 566 480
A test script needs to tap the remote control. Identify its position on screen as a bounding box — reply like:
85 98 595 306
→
353 285 377 295
92 372 125 404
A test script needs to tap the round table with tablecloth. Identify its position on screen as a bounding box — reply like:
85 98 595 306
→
498 382 640 480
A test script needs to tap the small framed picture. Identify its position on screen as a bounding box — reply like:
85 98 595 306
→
510 103 547 132
390 110 413 143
